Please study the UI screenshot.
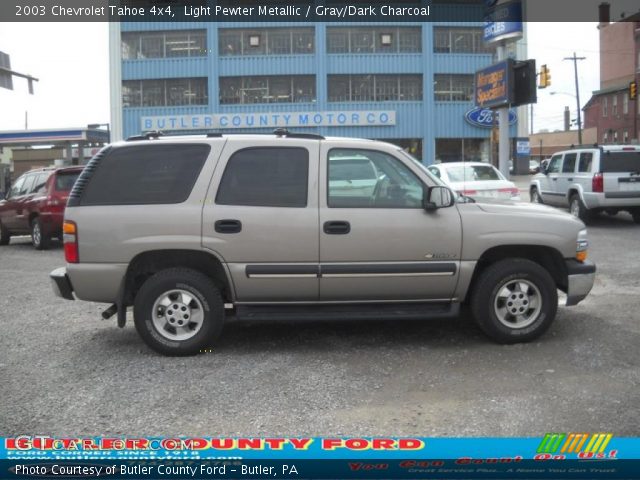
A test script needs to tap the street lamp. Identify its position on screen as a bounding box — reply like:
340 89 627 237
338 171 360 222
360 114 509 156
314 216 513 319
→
550 91 582 145
87 123 111 143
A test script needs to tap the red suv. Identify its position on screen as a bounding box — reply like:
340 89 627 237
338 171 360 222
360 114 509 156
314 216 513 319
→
0 166 83 249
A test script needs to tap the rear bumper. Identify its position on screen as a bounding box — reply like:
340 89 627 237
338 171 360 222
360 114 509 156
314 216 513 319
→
582 192 640 209
565 259 596 306
50 267 74 300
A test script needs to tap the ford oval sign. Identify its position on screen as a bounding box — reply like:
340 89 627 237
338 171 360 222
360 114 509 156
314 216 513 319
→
464 107 517 128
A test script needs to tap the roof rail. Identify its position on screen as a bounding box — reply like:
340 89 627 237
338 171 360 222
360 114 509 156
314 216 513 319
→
273 128 325 140
126 131 165 141
569 143 600 149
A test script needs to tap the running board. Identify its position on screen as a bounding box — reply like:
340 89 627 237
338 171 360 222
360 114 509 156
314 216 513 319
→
233 302 459 323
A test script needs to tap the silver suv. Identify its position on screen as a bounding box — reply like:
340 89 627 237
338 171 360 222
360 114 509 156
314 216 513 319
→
51 131 595 355
530 145 640 223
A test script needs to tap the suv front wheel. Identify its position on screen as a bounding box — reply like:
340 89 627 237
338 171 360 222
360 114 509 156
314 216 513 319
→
471 259 558 343
134 268 224 356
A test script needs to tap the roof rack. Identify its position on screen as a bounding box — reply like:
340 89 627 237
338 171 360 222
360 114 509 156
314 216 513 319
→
273 128 324 140
126 131 165 141
569 143 600 149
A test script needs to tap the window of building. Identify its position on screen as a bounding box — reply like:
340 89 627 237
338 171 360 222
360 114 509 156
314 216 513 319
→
327 27 421 54
623 130 629 143
327 148 424 208
434 74 474 102
328 74 422 102
216 148 309 207
623 93 629 115
603 132 608 143
122 30 206 59
602 96 608 117
562 153 577 173
435 138 490 163
614 131 618 143
433 27 494 54
122 78 208 107
80 144 210 206
219 75 315 104
612 95 618 116
218 28 314 56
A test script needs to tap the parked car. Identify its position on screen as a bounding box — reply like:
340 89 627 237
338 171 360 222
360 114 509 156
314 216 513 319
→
427 162 521 201
50 132 594 355
529 160 541 175
0 166 83 249
530 145 640 223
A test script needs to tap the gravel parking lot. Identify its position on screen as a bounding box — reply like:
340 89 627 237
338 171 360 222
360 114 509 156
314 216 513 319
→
1 211 639 437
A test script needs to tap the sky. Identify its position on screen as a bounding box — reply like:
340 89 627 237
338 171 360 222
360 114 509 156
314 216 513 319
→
0 20 619 135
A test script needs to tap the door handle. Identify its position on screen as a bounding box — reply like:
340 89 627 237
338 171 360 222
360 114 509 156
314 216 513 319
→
552 178 558 181
215 219 242 234
323 221 351 235
567 178 573 181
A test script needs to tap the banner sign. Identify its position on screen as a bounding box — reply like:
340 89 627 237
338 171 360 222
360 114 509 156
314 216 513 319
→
141 111 396 131
517 140 531 156
483 0 524 43
474 60 513 109
2 435 640 479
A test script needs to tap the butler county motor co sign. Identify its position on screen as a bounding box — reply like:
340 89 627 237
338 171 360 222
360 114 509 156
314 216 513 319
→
141 111 396 131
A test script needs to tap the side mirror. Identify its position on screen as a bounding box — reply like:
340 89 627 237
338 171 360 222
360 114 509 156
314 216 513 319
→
424 186 455 211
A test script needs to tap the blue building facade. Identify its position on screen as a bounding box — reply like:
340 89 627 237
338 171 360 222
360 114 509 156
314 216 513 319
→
110 10 522 164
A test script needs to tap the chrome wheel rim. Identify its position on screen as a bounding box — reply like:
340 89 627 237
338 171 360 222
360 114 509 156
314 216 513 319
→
570 199 580 218
151 289 204 341
32 222 41 246
494 279 542 329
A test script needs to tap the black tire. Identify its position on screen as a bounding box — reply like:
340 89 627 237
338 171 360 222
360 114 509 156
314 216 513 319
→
530 187 543 204
471 258 558 344
0 220 10 245
569 194 591 224
134 268 224 356
31 217 51 250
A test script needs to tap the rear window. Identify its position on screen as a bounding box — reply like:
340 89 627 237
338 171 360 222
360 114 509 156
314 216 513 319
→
216 147 308 208
55 171 80 191
600 151 640 173
80 144 210 206
446 165 501 182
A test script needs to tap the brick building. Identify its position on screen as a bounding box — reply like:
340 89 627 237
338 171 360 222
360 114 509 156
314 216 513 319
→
583 4 639 144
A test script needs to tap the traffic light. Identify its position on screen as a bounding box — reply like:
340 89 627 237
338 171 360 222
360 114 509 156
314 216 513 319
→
631 81 638 100
539 65 551 89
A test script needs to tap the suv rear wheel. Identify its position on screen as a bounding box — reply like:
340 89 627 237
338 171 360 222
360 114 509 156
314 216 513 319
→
0 220 10 245
471 258 557 343
569 194 591 224
134 268 224 356
31 217 51 250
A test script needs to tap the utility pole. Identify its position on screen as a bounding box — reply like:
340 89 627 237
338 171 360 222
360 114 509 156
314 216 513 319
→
564 52 586 144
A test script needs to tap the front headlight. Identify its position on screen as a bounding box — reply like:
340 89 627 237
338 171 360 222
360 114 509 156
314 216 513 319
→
576 229 589 262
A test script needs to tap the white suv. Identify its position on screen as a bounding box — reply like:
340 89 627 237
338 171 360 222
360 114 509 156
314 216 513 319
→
530 145 640 223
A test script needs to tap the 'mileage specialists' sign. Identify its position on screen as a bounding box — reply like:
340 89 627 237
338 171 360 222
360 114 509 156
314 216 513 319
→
141 111 396 131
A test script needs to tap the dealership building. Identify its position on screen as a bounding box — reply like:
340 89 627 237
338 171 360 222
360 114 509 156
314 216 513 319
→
108 6 528 164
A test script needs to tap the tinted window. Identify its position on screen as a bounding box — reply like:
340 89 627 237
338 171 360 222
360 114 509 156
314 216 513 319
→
55 171 81 191
81 144 210 206
8 176 26 198
600 151 640 173
216 147 308 207
562 153 577 173
328 148 424 208
578 152 593 173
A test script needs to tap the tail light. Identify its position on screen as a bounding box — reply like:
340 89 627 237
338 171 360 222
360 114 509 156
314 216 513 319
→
460 189 477 196
499 187 520 198
592 173 604 193
45 195 60 207
63 221 79 263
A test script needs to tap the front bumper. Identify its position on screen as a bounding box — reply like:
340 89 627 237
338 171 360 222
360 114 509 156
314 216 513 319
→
50 267 74 300
565 259 596 306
